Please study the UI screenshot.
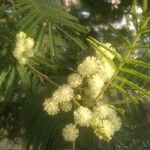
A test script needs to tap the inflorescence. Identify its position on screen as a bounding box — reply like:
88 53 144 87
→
13 31 35 64
42 43 122 142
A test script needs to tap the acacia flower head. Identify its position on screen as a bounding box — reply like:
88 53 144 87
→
43 98 59 116
74 106 92 127
62 123 79 142
77 56 100 77
67 73 82 88
13 31 35 64
52 84 74 103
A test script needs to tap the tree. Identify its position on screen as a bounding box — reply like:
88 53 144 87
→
0 0 150 149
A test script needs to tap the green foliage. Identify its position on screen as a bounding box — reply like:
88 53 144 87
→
0 0 150 149
15 0 88 62
87 23 150 102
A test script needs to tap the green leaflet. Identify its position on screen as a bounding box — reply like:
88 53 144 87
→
141 28 150 34
111 82 133 96
17 65 31 92
111 82 127 94
110 82 137 102
115 76 149 96
143 0 148 12
109 25 131 46
18 6 42 30
48 22 55 58
57 26 87 50
34 24 46 52
120 67 150 81
88 37 122 60
4 67 16 100
134 45 150 51
87 38 116 69
0 69 9 87
128 59 150 69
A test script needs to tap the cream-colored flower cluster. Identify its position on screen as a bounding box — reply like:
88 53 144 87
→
92 103 122 141
43 74 82 116
13 31 35 64
43 84 74 115
43 43 122 142
62 123 79 142
67 73 82 88
74 106 92 127
77 56 100 77
61 103 122 142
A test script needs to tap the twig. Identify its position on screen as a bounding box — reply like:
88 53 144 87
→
27 63 59 87
72 141 75 150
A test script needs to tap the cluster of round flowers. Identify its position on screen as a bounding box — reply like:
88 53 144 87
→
91 103 122 141
43 73 83 115
43 43 122 142
62 103 122 142
43 84 75 115
13 31 35 64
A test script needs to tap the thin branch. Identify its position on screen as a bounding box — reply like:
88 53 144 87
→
27 63 59 87
73 98 80 107
72 141 75 150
